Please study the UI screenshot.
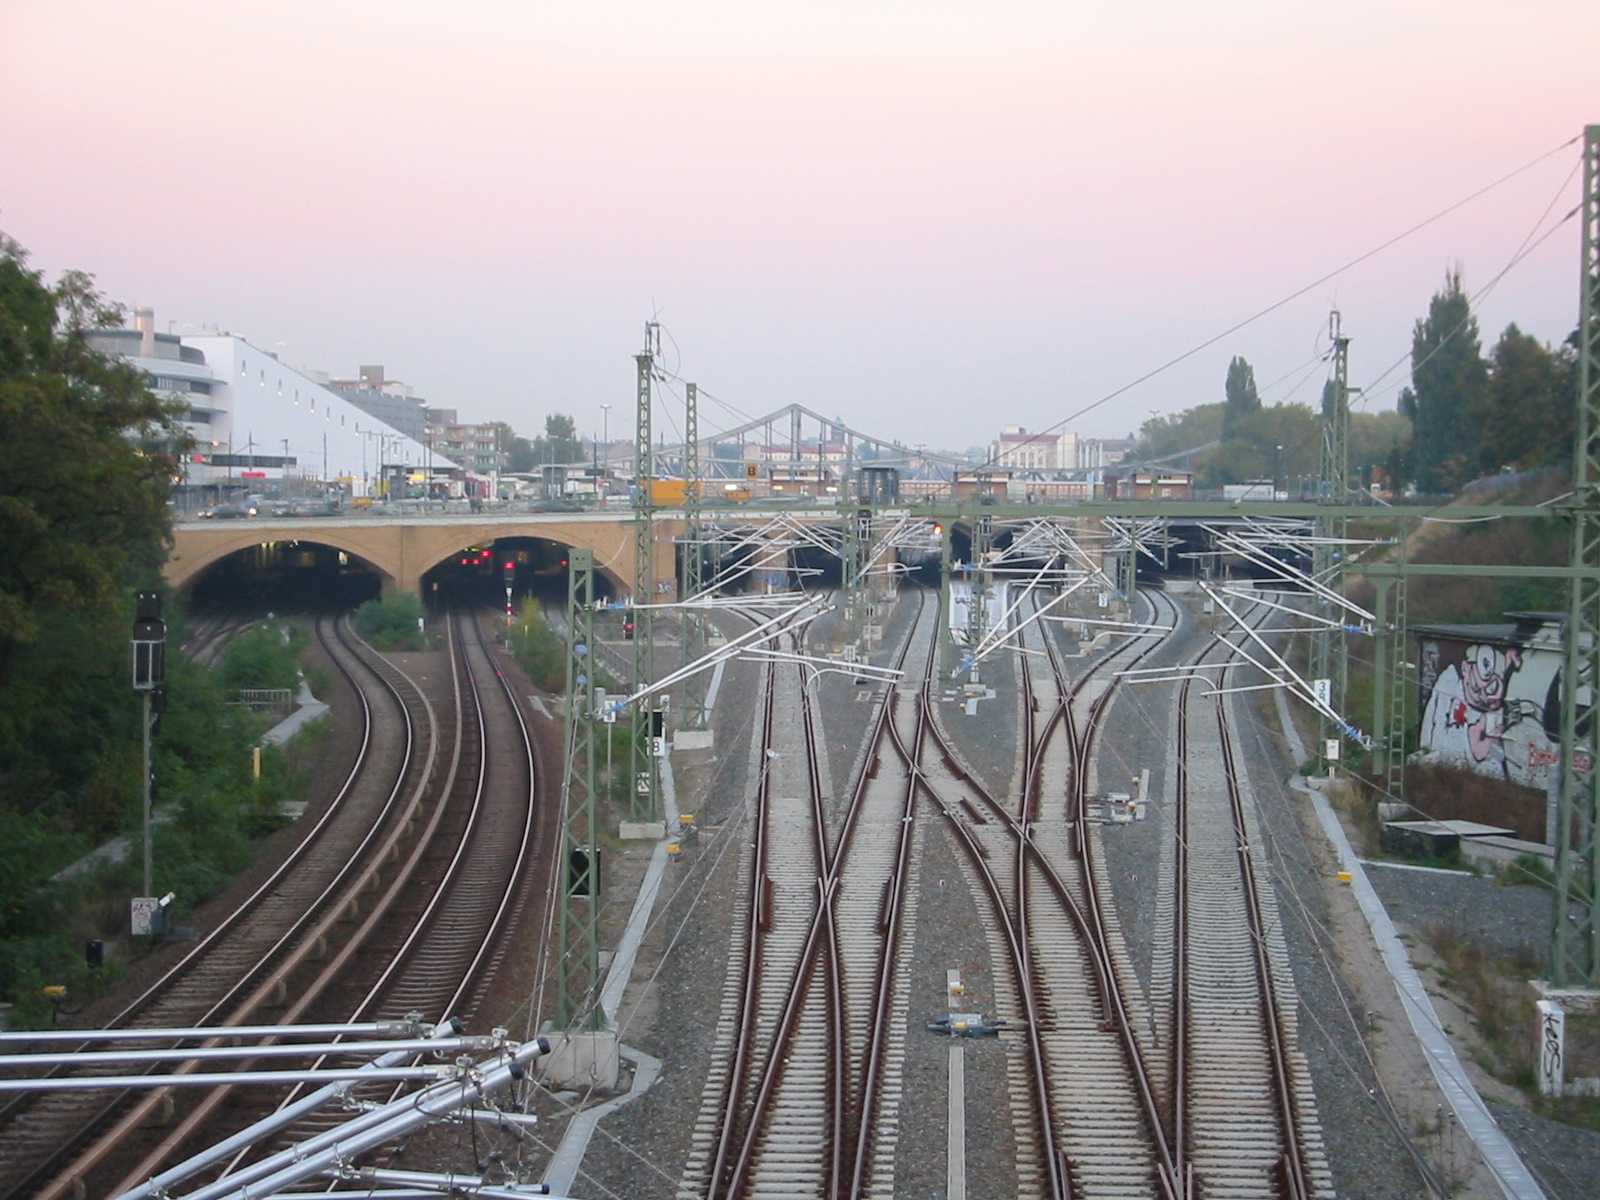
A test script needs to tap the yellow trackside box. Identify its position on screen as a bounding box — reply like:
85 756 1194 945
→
649 480 696 505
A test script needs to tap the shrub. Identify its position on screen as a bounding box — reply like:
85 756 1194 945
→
508 601 567 692
218 622 303 693
352 592 431 651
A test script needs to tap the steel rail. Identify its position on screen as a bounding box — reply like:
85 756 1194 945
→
843 604 940 1199
705 591 929 1200
1215 653 1314 1198
5 610 431 1200
81 614 450 1200
173 602 545 1191
928 584 1183 1197
885 680 1074 1200
702 644 780 1200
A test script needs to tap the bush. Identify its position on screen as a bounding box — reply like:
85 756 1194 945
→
217 622 303 693
352 592 431 651
508 602 566 692
0 641 320 1021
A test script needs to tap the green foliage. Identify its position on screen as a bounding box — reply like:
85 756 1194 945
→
1221 355 1262 441
0 236 185 686
0 237 327 1017
352 591 431 650
1499 853 1554 889
1350 410 1410 490
1138 399 1322 489
1135 403 1223 464
506 434 536 473
531 413 584 465
217 623 303 693
1478 324 1574 474
0 647 312 1014
508 601 567 692
1397 269 1489 493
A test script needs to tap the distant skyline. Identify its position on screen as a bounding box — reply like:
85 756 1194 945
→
1 1 1594 451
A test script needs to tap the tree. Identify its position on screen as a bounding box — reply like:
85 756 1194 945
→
1221 356 1262 441
1136 404 1224 464
1478 324 1571 474
531 413 584 464
0 236 182 686
506 435 536 473
1397 269 1488 493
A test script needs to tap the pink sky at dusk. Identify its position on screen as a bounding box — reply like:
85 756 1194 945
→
1 0 1595 450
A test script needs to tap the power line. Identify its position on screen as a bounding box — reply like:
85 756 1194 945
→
975 134 1583 473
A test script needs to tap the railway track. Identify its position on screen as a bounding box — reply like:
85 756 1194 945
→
892 579 1333 1199
0 611 436 1200
2 605 551 1200
684 591 934 1200
914 586 1178 1199
1168 594 1333 1198
140 604 550 1196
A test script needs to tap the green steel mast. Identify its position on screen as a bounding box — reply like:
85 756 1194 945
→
555 549 602 1029
680 381 709 733
1554 125 1600 987
1313 312 1352 757
631 331 659 822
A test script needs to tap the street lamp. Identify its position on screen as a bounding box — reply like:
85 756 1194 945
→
600 403 612 502
1274 444 1284 499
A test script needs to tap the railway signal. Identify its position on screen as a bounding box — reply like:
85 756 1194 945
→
130 591 166 927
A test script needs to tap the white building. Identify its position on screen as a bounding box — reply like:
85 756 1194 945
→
92 308 440 499
990 426 1077 471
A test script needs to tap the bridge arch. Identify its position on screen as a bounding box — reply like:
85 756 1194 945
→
165 524 398 596
167 513 673 599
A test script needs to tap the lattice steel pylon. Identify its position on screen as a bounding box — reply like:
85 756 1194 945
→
840 503 871 656
1312 312 1352 758
1554 124 1600 987
965 515 993 681
630 334 660 822
556 549 603 1029
680 381 709 732
1368 543 1409 807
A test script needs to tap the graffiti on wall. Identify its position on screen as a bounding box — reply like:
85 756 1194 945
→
1416 628 1564 788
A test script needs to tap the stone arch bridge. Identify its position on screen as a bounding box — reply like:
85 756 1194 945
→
167 511 683 597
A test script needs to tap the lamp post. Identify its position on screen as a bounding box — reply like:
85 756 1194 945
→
600 404 612 503
1274 444 1284 500
131 592 166 922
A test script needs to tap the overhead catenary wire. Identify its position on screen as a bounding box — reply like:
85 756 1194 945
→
979 133 1583 474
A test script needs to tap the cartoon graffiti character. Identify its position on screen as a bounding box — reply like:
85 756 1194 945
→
1420 643 1523 773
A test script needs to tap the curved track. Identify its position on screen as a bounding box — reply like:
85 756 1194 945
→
4 606 551 1200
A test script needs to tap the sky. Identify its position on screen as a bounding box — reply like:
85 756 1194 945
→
1 0 1595 454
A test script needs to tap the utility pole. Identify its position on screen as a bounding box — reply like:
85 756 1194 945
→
1554 124 1600 987
555 550 603 1029
680 382 711 738
631 326 660 823
1313 311 1353 763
